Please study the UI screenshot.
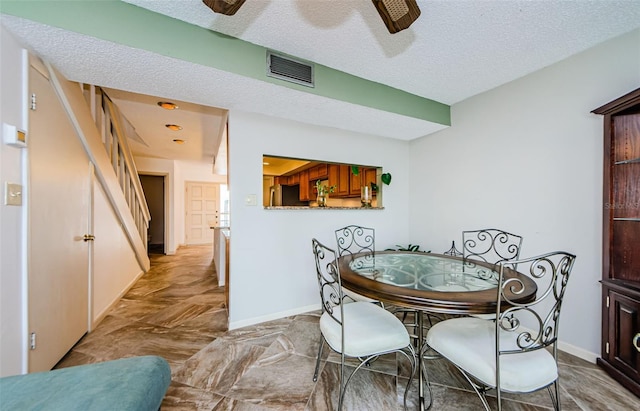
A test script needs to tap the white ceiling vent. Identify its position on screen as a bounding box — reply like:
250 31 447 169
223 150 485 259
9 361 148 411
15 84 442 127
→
267 52 314 88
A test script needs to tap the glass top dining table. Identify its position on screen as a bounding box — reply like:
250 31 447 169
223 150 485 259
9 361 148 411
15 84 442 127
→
336 251 537 315
337 251 537 411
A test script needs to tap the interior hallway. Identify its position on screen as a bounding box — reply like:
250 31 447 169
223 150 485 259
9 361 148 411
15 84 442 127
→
55 245 640 410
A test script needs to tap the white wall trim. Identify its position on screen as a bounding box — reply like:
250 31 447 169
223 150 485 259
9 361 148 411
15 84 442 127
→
557 340 599 364
91 269 145 329
228 303 321 330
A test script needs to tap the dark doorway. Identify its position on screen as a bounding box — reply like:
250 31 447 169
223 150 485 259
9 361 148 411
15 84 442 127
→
139 175 165 255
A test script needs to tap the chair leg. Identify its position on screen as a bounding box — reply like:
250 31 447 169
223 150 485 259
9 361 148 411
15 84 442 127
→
399 345 417 411
338 352 346 411
313 338 324 382
454 365 491 411
547 381 561 410
418 342 434 409
337 348 416 411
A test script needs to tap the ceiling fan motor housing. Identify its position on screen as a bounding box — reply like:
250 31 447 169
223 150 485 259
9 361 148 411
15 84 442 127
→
373 0 422 33
202 0 247 16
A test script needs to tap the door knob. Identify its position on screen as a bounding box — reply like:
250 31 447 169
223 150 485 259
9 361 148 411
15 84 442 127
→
633 333 640 353
83 234 95 242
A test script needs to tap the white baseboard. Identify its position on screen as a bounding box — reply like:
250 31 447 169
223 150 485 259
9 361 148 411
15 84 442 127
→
91 269 145 330
229 304 321 330
557 340 599 364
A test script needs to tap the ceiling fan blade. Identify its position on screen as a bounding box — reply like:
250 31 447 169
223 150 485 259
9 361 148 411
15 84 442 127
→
372 0 421 34
202 0 247 16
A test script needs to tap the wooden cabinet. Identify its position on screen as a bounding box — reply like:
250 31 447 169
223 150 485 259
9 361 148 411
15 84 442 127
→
593 88 640 398
363 167 378 191
328 164 350 197
602 286 640 391
350 167 379 197
299 169 310 201
327 164 380 198
308 164 328 180
349 167 362 196
288 173 300 185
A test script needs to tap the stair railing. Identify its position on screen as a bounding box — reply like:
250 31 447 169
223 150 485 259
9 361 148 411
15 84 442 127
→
83 84 151 252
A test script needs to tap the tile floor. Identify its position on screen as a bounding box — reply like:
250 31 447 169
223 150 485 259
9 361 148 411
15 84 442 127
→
55 245 640 410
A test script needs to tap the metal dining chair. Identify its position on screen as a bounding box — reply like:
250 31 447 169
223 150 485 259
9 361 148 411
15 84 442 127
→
443 240 463 257
334 225 381 304
311 238 417 410
426 251 577 410
462 229 524 320
335 225 428 342
462 228 523 272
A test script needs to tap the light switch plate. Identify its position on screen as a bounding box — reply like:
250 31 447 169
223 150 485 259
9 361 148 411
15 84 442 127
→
5 182 22 206
245 194 257 206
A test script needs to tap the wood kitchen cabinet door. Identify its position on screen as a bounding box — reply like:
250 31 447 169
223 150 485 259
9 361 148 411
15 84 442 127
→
349 167 361 196
299 169 310 201
328 164 349 197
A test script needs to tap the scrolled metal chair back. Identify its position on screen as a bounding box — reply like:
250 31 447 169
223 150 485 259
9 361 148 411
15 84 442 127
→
335 225 375 270
462 228 523 279
312 238 344 326
496 251 576 354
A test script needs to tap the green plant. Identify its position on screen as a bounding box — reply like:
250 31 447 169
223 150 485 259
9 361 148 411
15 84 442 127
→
385 244 430 253
315 179 336 196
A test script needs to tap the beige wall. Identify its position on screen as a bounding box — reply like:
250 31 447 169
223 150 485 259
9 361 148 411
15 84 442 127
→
227 111 412 328
0 26 27 377
409 28 640 361
92 180 144 326
0 28 147 375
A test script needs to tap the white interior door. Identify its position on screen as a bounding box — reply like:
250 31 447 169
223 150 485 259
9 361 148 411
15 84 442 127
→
28 62 90 372
185 182 219 244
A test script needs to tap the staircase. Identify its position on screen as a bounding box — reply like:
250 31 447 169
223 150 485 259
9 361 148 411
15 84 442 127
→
40 60 152 271
81 84 151 256
43 60 151 271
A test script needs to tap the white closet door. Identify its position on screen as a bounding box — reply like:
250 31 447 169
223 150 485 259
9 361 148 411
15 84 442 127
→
28 62 89 372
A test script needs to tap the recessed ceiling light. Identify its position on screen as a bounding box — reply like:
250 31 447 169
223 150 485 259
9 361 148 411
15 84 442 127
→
173 139 185 144
157 101 178 110
165 124 182 131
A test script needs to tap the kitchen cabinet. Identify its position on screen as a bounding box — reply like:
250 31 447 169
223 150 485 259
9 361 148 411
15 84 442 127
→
349 167 361 196
359 167 378 196
363 168 378 193
328 164 351 197
299 169 310 201
288 173 300 185
308 164 328 181
327 165 379 198
350 167 379 198
592 88 640 397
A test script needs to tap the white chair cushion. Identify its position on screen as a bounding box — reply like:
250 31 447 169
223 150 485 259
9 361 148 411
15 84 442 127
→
320 302 410 358
426 317 558 393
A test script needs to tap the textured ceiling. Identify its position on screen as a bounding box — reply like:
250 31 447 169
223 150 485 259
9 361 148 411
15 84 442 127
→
2 0 640 166
126 0 640 104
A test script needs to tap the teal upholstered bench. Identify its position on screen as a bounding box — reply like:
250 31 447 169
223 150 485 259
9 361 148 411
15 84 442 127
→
0 355 171 410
